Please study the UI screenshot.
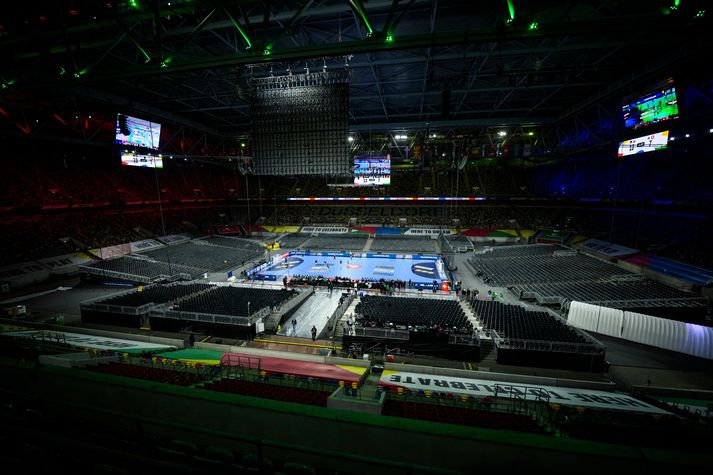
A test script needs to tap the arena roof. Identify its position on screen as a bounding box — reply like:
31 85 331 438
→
1 0 711 139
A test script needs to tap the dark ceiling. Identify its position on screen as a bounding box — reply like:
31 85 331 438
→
1 0 711 141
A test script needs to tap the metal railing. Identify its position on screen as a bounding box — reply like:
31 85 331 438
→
448 333 480 346
491 330 605 355
323 292 355 340
151 307 269 326
351 326 410 340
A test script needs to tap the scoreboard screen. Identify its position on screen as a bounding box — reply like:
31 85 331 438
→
121 151 164 169
354 156 390 186
622 79 679 129
116 114 162 150
617 131 669 157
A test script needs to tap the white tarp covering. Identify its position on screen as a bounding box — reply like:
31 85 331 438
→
596 306 624 337
568 301 713 360
682 324 713 360
566 301 601 333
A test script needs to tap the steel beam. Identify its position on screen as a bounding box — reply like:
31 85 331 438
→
25 12 707 88
349 116 553 131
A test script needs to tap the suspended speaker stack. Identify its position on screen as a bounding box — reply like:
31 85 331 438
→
249 70 350 176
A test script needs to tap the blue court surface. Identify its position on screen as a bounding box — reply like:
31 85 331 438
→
250 251 449 288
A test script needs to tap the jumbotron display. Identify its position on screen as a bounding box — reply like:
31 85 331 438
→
354 155 390 186
622 79 679 129
116 114 162 150
121 151 164 169
617 131 669 157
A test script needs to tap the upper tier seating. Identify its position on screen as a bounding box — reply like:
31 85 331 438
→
304 234 367 251
81 256 199 282
370 236 436 253
471 246 625 286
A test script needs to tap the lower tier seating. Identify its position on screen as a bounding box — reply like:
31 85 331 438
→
201 379 331 407
84 362 204 386
382 399 543 433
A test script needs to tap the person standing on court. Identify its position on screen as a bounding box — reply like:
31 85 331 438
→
292 318 297 335
311 326 317 341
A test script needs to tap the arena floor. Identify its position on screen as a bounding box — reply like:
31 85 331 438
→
251 252 449 288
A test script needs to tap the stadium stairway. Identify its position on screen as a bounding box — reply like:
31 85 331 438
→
362 235 374 252
477 338 496 367
459 300 481 331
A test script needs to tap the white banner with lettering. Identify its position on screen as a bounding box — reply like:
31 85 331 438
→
5 330 175 352
380 370 669 414
301 226 350 234
403 228 454 236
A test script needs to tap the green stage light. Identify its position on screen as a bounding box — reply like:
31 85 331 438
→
59 66 66 76
385 34 394 43
696 9 705 17
506 0 515 21
224 9 252 50
129 0 140 9
528 22 538 30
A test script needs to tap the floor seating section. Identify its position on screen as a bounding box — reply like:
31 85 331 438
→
82 256 200 282
174 286 296 317
139 241 259 272
470 244 704 309
513 280 703 308
96 283 212 307
471 245 624 285
355 295 472 333
470 299 586 343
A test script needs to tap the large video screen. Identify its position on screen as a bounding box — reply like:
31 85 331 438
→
121 151 164 169
116 114 162 149
622 79 679 129
617 131 669 157
354 155 390 186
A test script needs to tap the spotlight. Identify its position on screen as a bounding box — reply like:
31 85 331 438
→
528 131 534 136
347 136 354 142
498 131 507 137
685 133 690 138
